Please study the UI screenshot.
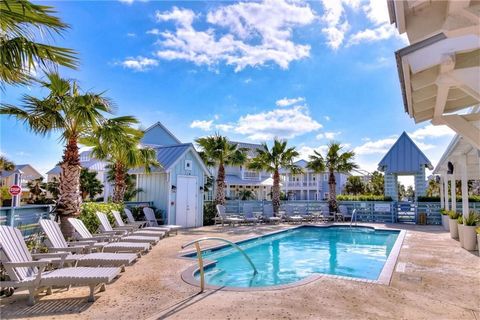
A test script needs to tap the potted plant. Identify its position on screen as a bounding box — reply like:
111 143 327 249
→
448 211 460 239
440 208 449 231
461 211 479 251
457 216 464 247
476 227 480 255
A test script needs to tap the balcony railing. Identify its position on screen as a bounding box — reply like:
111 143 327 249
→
285 181 318 187
243 171 260 180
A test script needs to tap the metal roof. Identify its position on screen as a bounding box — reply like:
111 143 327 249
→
378 132 433 174
225 174 274 186
155 143 192 170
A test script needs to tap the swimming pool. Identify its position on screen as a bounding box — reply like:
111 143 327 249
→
182 226 404 289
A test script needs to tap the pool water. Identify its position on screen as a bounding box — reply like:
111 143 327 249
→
192 226 399 288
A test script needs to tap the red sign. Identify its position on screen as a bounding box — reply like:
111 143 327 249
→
9 185 22 196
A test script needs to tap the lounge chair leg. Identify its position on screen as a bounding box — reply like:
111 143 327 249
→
46 287 53 295
88 284 96 302
120 264 126 272
27 288 36 306
99 283 106 292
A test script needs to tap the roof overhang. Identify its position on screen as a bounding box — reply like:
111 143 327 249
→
433 134 480 180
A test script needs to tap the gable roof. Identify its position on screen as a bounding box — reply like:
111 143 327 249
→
378 131 433 174
143 122 181 145
1 165 42 179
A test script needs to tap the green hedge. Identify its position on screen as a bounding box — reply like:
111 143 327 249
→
203 202 216 226
79 202 124 233
337 195 393 201
417 196 480 202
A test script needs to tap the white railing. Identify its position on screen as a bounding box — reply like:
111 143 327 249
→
243 171 260 180
285 181 318 187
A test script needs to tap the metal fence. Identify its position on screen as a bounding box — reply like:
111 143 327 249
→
0 205 53 237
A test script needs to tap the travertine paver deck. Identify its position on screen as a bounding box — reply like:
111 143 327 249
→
1 223 479 320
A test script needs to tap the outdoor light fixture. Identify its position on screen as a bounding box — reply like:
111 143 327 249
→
171 185 177 192
447 162 454 174
199 186 204 192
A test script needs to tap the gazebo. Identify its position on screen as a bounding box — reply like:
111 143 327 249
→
433 134 480 218
378 132 433 201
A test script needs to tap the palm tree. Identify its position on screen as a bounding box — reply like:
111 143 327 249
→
105 164 144 202
196 134 247 205
249 139 301 214
0 73 113 237
0 156 15 171
82 116 160 203
0 0 77 86
345 176 365 195
79 168 103 200
238 189 256 200
307 142 358 213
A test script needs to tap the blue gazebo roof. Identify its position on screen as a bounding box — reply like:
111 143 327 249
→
378 132 433 174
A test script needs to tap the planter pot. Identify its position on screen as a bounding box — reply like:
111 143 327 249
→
448 219 459 239
477 234 480 255
458 224 464 247
461 226 477 251
441 215 450 231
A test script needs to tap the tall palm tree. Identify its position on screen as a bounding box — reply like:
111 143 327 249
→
0 73 113 237
0 0 77 86
307 142 358 213
81 116 160 203
249 139 301 214
196 134 247 205
0 156 15 171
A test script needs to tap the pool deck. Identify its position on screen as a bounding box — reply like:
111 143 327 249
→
1 223 479 319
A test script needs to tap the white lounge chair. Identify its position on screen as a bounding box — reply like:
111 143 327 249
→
111 211 166 238
263 205 281 224
124 208 148 228
0 225 121 305
285 205 303 224
320 204 334 222
68 218 151 254
242 204 259 225
338 205 353 222
39 219 137 271
143 207 182 234
96 212 161 245
215 205 244 226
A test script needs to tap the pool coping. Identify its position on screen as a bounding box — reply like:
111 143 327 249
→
179 224 407 291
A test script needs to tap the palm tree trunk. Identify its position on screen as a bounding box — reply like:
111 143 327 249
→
272 170 281 215
215 162 226 205
113 163 127 203
57 135 82 238
328 170 337 214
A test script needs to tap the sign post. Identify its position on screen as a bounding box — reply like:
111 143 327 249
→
10 170 23 208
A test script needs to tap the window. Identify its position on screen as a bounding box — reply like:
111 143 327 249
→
324 174 328 181
324 192 329 199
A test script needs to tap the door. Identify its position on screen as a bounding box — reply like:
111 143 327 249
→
176 176 198 227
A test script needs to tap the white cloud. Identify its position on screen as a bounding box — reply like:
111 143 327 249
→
216 124 234 131
348 23 399 46
126 32 136 37
354 137 397 155
146 28 161 35
316 131 341 140
190 120 213 131
296 145 329 161
409 125 454 140
276 97 305 107
319 0 359 50
231 105 322 140
119 0 148 4
243 78 252 84
153 0 316 72
121 56 158 71
324 116 331 121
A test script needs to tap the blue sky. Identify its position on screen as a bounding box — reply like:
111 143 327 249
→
1 0 455 183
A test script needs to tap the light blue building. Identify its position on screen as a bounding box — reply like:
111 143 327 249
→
133 122 210 228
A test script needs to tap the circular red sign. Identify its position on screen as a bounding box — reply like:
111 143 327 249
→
9 185 22 196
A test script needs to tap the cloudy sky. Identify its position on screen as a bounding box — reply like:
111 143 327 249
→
1 0 455 184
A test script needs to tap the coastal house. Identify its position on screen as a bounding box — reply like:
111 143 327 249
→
280 160 349 200
0 164 44 203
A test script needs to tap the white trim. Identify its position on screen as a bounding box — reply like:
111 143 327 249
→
167 172 171 224
166 146 211 175
176 175 198 227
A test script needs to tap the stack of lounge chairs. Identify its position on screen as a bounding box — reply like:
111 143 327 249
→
0 207 182 305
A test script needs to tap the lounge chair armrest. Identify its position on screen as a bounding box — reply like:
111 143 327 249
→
88 235 115 242
47 246 84 254
3 260 50 268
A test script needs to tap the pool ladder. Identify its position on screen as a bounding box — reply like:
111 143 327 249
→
349 209 358 228
181 237 258 293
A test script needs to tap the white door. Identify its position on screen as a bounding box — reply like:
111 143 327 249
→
176 176 198 227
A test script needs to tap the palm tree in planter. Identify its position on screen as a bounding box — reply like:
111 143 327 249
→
248 139 301 215
0 73 113 237
81 116 160 203
307 142 358 213
196 134 247 205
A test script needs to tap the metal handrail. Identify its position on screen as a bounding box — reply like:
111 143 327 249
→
182 237 258 292
349 209 358 227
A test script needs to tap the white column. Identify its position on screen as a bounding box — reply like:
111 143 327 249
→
460 155 469 222
285 172 289 194
306 172 310 200
450 173 456 213
316 173 319 200
443 175 450 211
439 176 444 209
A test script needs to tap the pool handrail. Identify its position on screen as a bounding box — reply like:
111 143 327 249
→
182 237 258 292
349 209 358 227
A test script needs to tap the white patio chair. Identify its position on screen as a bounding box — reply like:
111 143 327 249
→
143 207 182 234
68 218 151 254
124 208 148 228
338 205 352 222
215 205 244 226
285 205 303 224
40 219 137 271
96 212 160 245
263 205 281 224
320 204 334 222
0 225 121 305
242 204 259 225
111 211 166 238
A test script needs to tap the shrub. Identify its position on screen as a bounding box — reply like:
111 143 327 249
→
79 202 124 233
417 196 480 202
337 195 393 201
464 211 479 226
439 208 448 215
457 215 464 224
476 227 480 235
203 202 216 226
448 210 460 219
